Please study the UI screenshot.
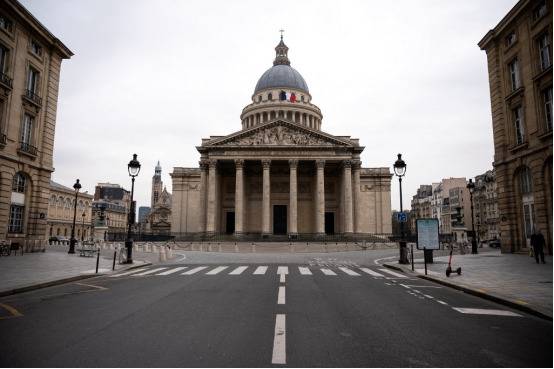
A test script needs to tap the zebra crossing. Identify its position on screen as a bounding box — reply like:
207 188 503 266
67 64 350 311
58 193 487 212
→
110 265 408 279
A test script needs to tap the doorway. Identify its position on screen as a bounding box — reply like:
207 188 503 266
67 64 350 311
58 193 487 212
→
325 212 335 234
226 212 235 234
273 205 287 235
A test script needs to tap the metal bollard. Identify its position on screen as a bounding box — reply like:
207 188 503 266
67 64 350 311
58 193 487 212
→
95 247 100 273
113 250 117 270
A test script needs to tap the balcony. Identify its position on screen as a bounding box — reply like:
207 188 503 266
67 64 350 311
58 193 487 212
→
18 141 37 157
0 72 12 90
22 89 42 107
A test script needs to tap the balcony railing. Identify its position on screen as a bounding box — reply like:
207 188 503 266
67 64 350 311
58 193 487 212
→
22 89 42 107
18 141 37 156
0 72 12 89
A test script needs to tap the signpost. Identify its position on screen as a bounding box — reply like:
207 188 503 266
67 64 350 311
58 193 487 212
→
416 218 440 275
397 212 408 223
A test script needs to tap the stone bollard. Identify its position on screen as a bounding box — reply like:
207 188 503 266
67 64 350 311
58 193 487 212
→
159 246 166 262
164 245 170 260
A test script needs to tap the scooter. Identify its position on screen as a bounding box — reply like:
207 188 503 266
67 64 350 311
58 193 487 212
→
445 247 461 277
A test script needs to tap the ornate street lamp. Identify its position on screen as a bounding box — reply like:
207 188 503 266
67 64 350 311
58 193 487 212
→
466 178 477 254
125 154 141 263
68 179 81 254
393 153 409 264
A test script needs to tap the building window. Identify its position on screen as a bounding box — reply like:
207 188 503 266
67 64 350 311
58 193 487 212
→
258 95 262 102
0 44 9 74
508 58 521 91
268 93 272 101
533 0 547 20
506 32 517 47
29 40 42 57
26 67 39 93
520 167 533 194
21 113 33 145
538 34 551 71
513 106 524 145
544 87 552 132
8 205 24 233
0 16 13 33
12 173 26 193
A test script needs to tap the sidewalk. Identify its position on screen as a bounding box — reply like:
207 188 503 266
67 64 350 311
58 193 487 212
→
385 248 553 319
0 246 155 296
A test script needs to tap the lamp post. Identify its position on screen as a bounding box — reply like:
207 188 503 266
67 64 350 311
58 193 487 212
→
125 154 141 263
466 178 478 254
68 179 82 254
81 211 86 241
393 153 409 264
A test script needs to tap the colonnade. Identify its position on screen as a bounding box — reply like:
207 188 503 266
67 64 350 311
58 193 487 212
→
241 110 321 130
199 159 362 236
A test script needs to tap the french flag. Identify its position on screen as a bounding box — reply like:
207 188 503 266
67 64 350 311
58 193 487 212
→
286 92 297 102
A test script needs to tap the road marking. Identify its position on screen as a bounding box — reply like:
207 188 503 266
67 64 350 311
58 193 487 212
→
320 268 337 276
74 282 108 291
132 268 168 276
110 268 149 277
278 286 286 304
298 266 312 275
277 266 289 275
206 266 228 275
157 267 188 275
182 266 207 275
423 294 434 299
399 283 411 289
229 266 248 275
452 308 522 317
404 285 443 288
253 266 268 275
415 268 441 276
339 267 361 276
271 314 286 364
280 274 286 283
379 269 406 278
360 268 385 277
437 300 448 305
374 256 396 265
0 303 23 319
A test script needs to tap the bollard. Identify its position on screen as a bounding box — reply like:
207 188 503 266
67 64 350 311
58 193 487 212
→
164 245 170 260
113 251 117 270
159 246 166 262
95 247 100 273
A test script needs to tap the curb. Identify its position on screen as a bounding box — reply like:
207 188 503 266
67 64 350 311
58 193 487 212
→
383 263 552 321
0 261 152 298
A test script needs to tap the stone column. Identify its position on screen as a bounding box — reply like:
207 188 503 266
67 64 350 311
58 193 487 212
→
199 160 209 233
289 160 298 237
262 159 271 236
206 159 217 234
316 160 325 235
352 160 362 233
343 160 353 234
235 159 244 235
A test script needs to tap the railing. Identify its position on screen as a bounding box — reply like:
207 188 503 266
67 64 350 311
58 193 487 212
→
23 89 42 106
18 141 37 156
0 72 12 89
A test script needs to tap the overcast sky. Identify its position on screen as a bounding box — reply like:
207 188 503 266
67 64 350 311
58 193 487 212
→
22 0 517 212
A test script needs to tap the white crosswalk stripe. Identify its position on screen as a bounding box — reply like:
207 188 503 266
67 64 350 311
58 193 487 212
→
206 266 228 275
229 266 248 275
156 267 188 275
320 268 337 276
360 268 385 277
110 268 149 277
298 267 312 275
452 308 522 317
277 266 289 275
133 268 168 276
182 266 208 275
253 266 268 275
379 268 406 278
339 267 360 276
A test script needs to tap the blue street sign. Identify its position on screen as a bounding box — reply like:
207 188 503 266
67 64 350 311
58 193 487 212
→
397 212 408 223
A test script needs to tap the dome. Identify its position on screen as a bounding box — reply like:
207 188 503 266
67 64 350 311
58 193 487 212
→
254 64 309 94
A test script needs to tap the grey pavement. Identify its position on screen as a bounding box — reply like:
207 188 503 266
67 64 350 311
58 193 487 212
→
386 247 553 318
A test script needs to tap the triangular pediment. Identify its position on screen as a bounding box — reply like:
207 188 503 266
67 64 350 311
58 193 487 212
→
205 120 354 147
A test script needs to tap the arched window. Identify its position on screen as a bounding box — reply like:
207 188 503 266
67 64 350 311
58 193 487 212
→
301 95 305 102
520 167 533 194
64 228 67 236
258 95 262 102
268 93 273 101
12 173 26 193
50 195 57 206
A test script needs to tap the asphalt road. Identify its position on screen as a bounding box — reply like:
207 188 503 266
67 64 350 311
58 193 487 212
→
0 250 551 367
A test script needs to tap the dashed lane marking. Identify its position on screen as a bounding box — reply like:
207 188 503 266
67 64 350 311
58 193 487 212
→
157 267 188 275
452 308 523 317
423 294 434 299
298 266 312 275
271 314 286 364
339 267 361 276
182 266 208 275
360 268 385 277
278 286 286 305
206 266 229 275
253 266 268 275
280 274 286 283
437 300 448 305
379 268 407 278
277 266 289 275
320 268 337 276
229 266 248 275
110 268 149 277
132 268 168 276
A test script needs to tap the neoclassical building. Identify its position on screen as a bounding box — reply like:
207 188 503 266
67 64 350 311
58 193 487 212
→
47 180 93 240
171 38 392 238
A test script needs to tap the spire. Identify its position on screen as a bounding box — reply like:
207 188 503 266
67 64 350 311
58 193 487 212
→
155 161 161 176
273 30 290 66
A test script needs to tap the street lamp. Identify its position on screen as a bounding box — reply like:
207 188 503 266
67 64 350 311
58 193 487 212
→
81 211 86 241
125 154 141 263
68 179 82 254
393 153 409 264
466 178 478 254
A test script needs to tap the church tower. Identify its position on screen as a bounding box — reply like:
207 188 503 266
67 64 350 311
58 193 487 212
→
151 161 163 207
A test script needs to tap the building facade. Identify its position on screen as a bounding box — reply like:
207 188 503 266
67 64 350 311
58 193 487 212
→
479 0 552 253
0 1 72 247
92 182 130 240
171 38 392 238
47 180 93 240
473 170 500 243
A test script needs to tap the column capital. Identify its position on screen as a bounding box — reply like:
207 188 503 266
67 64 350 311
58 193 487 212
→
199 160 209 170
234 159 244 169
208 159 218 169
288 159 299 169
342 160 352 169
352 160 362 170
262 159 271 169
316 160 325 169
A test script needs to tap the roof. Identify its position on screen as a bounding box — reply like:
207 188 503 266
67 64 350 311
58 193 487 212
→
254 64 309 94
50 180 93 198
